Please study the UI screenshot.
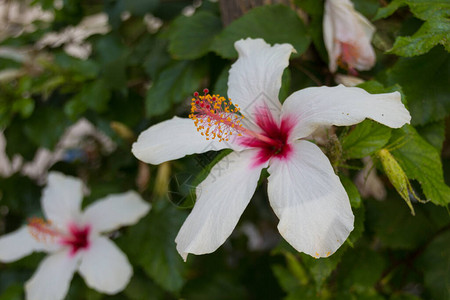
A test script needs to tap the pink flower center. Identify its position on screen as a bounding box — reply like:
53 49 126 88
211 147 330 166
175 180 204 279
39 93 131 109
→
60 223 91 255
238 108 295 166
190 90 295 166
28 217 91 256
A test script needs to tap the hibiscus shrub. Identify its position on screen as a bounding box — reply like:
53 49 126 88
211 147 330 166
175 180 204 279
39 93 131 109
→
0 0 449 299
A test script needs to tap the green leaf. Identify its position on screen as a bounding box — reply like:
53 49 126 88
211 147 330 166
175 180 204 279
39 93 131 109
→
388 18 450 57
347 204 365 247
340 175 362 208
338 247 385 290
125 0 158 16
374 0 450 21
146 60 206 117
416 120 445 152
416 230 450 300
211 4 311 59
11 97 34 118
212 65 230 98
119 200 188 293
294 0 327 61
342 120 392 159
380 47 450 125
300 248 345 288
80 80 111 112
23 107 72 150
366 197 436 249
390 125 450 206
168 11 222 60
0 284 23 300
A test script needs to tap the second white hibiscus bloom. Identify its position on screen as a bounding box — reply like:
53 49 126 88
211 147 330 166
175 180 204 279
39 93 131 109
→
0 172 150 300
132 38 410 260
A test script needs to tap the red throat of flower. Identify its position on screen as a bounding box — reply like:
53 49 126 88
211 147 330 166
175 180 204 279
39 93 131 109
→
28 217 91 256
189 89 295 166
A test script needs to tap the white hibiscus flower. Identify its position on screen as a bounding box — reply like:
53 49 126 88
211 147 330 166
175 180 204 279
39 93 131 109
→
132 38 410 260
0 172 150 300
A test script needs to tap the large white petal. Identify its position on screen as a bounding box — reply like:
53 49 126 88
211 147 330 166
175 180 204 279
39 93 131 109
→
25 250 79 300
175 149 267 261
228 38 294 123
82 191 150 233
282 85 411 139
42 172 83 229
78 236 132 294
267 140 354 258
132 116 237 165
0 227 51 263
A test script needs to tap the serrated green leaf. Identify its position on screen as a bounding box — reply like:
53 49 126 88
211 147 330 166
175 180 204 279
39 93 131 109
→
416 230 450 300
168 11 222 60
388 18 450 57
342 120 392 159
211 4 311 59
374 0 450 21
374 0 406 20
390 125 450 206
381 47 450 125
146 60 206 117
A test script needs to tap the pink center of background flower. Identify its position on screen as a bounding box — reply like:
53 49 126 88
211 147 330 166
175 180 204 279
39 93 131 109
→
61 223 91 256
28 218 91 256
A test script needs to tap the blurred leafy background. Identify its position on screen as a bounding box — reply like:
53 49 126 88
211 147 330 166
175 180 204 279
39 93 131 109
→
0 0 449 299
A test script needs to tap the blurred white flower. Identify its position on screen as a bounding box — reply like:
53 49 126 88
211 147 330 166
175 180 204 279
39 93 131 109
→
0 119 116 181
37 13 111 59
0 0 53 41
0 172 150 300
143 14 163 34
323 0 376 73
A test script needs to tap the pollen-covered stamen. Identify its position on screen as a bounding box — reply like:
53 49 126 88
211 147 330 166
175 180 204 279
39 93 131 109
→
189 90 244 142
27 217 91 255
28 217 60 243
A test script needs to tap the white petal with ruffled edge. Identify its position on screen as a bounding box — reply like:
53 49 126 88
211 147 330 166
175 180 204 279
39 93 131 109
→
78 236 132 294
82 191 150 233
132 116 241 165
267 140 354 258
175 149 267 261
25 250 79 300
281 85 411 140
0 227 55 263
41 172 83 229
228 38 294 123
